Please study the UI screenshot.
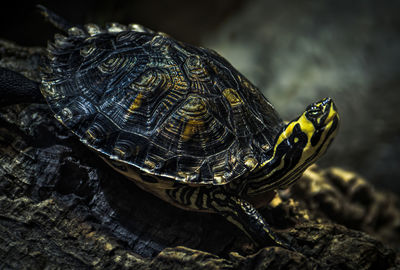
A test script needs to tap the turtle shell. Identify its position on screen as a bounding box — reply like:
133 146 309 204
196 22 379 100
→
40 23 284 185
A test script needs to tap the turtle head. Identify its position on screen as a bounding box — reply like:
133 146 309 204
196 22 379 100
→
244 98 339 196
291 97 339 151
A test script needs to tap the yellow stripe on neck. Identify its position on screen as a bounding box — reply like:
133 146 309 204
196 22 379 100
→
260 112 314 168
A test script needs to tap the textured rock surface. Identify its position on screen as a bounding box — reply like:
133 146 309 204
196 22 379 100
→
1 39 399 269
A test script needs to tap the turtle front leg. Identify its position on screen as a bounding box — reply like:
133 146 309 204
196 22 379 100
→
217 194 294 249
165 186 294 250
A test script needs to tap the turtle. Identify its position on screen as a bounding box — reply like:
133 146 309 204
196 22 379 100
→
0 6 339 249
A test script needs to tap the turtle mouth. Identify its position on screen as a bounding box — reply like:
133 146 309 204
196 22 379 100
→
323 98 339 125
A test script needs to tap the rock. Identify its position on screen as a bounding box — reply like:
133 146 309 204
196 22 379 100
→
0 39 399 269
292 166 400 250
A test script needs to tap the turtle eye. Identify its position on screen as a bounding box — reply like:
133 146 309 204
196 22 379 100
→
307 106 321 117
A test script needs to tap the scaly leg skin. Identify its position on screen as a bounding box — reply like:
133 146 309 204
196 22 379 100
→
221 195 295 250
0 67 43 107
165 186 296 251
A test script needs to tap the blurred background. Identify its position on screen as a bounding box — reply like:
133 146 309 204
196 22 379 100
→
1 0 400 194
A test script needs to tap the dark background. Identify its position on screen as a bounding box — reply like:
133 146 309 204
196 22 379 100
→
1 0 400 194
0 0 244 46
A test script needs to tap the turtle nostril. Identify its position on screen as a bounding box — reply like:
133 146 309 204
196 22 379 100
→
321 97 332 106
